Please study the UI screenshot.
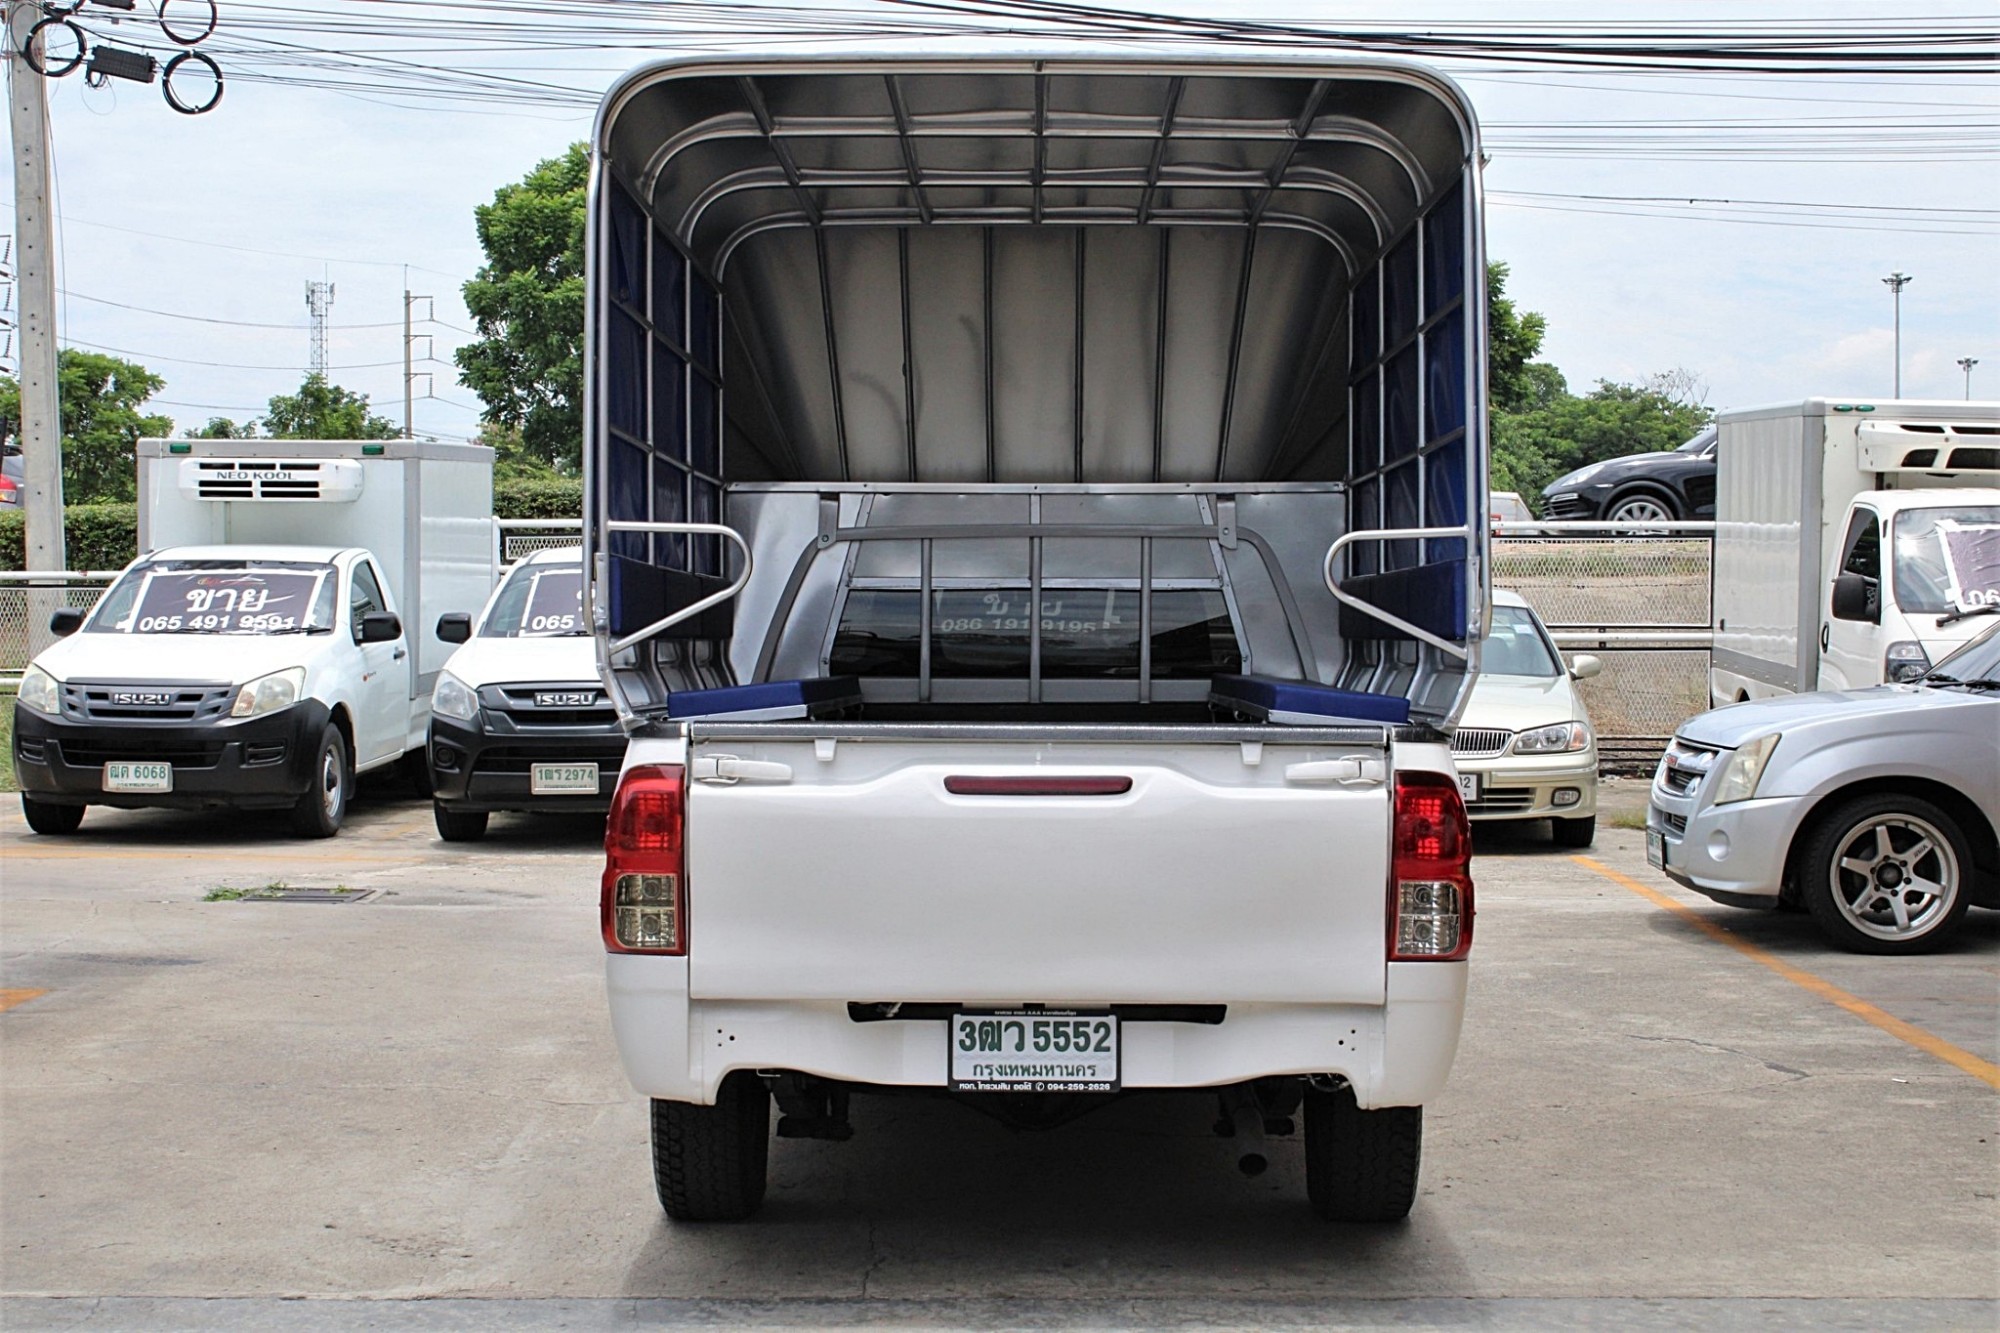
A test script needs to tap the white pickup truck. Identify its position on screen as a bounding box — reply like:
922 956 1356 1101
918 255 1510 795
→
11 439 495 837
587 47 1489 1223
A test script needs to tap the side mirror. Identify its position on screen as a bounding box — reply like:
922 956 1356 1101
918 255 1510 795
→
49 608 84 637
1830 572 1880 624
359 610 403 644
436 612 472 644
1568 653 1603 681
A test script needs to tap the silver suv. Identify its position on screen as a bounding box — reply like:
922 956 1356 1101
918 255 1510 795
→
1648 620 1999 953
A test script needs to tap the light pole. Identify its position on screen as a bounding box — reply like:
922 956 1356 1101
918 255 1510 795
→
1881 272 1912 398
1959 357 1979 400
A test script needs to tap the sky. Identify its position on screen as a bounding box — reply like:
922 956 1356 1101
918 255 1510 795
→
7 0 1997 446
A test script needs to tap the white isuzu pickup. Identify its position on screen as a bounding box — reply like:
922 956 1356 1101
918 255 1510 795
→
12 439 494 837
586 46 1490 1222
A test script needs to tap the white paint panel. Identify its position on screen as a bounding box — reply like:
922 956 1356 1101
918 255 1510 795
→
685 737 1390 1005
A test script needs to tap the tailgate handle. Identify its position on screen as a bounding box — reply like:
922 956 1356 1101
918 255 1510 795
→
1284 758 1386 786
691 755 793 785
944 776 1133 796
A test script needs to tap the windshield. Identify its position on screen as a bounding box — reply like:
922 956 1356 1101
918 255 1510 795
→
86 560 336 635
1892 506 2000 615
1676 428 1716 457
1481 605 1561 677
1925 622 2000 685
481 564 586 637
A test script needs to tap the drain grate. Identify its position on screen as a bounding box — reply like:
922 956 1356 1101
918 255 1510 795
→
204 885 372 904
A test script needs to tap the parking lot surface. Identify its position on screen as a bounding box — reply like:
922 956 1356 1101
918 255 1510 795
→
2 778 1995 1330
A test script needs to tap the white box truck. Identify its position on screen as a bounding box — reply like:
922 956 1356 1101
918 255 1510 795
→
1710 398 2000 706
12 438 495 836
584 48 1488 1224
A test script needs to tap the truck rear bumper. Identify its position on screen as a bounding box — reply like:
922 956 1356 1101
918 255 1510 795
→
606 958 1466 1110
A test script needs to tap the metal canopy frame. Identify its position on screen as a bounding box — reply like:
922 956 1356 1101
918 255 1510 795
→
638 72 1430 279
601 57 1474 487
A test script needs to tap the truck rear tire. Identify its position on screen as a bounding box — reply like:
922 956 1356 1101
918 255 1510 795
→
21 795 84 835
289 726 350 839
1800 793 1971 954
433 803 488 842
651 1072 771 1221
1304 1082 1422 1222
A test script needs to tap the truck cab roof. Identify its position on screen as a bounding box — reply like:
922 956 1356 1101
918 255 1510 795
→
138 544 362 566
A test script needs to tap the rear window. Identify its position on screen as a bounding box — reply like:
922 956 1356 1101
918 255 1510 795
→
482 565 587 637
831 588 1241 680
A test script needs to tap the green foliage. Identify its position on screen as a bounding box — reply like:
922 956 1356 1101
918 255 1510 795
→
0 502 141 572
1487 263 1565 414
456 142 588 473
479 420 564 482
190 416 259 439
262 374 400 440
493 475 583 521
0 350 173 503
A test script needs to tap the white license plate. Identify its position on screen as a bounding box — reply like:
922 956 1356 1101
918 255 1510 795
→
103 761 173 793
1647 829 1665 869
950 1011 1119 1093
531 763 599 795
1457 772 1479 801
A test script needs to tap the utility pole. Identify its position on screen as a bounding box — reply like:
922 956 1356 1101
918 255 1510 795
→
8 2 68 590
1958 357 1979 400
305 279 334 375
1881 271 1912 399
403 280 431 438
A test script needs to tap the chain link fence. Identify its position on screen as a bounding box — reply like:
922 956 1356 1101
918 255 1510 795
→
1 573 118 689
1492 524 1713 770
496 519 582 566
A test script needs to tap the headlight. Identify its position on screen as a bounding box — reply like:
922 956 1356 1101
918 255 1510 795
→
432 671 478 722
1512 721 1592 754
1551 462 1606 490
231 667 306 718
1884 641 1929 683
1713 733 1780 805
18 664 60 716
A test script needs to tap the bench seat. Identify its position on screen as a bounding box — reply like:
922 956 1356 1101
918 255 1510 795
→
666 676 863 722
1208 673 1411 726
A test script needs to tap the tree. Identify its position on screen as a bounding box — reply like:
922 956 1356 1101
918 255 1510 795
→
189 416 259 439
262 373 399 440
1487 263 1565 415
0 349 173 503
456 142 587 473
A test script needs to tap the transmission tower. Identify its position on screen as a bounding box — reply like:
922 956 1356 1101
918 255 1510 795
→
304 280 335 375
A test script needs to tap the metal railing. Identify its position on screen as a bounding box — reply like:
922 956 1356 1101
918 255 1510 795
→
0 571 120 689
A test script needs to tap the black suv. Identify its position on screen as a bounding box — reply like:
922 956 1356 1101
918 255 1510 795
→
1540 426 1716 525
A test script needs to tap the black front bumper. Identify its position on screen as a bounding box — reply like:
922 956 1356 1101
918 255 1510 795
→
429 714 625 814
12 700 332 810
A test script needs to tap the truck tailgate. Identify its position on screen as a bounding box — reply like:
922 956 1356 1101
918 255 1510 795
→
684 726 1392 1006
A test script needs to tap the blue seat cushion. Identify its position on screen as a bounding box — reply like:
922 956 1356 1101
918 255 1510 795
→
1209 673 1410 726
666 676 863 722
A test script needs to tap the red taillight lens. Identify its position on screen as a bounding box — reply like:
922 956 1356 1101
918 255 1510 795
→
601 764 686 955
1389 771 1474 961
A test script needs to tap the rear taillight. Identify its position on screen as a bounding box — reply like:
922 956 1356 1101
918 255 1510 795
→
1389 771 1473 961
601 764 687 954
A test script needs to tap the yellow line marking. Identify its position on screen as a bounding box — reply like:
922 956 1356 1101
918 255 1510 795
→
0 989 49 1013
1573 855 2000 1091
